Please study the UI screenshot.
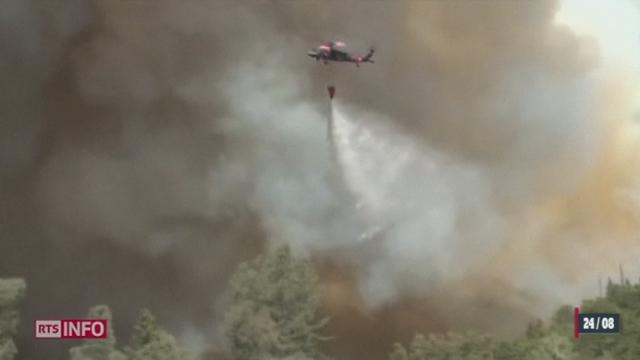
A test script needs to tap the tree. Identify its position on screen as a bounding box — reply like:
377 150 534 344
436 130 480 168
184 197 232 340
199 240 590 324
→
523 333 578 360
224 246 330 360
574 282 640 359
69 305 126 360
125 309 191 360
0 278 26 360
390 278 640 360
389 332 496 360
493 340 529 360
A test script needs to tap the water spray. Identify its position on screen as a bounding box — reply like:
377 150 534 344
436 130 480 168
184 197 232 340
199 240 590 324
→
327 85 335 141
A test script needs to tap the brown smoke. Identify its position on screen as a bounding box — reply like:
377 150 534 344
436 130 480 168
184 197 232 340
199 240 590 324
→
1 1 640 359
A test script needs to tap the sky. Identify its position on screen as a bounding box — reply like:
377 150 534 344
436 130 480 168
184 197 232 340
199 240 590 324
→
558 0 640 117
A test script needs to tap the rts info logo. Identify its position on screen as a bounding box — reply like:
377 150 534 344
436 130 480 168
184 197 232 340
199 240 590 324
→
35 319 108 339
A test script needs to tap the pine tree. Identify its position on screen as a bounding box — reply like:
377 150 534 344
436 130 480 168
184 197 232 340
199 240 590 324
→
69 305 126 360
0 278 26 360
125 309 191 360
388 332 496 360
224 246 330 360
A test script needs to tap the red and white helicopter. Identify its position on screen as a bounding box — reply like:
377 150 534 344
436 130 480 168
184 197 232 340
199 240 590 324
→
307 41 375 67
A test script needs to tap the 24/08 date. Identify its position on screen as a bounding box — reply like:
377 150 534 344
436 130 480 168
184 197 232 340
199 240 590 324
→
583 316 616 330
578 313 620 334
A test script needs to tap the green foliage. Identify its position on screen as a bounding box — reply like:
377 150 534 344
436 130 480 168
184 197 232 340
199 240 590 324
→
69 305 126 360
523 333 578 360
391 279 640 360
0 278 26 360
224 246 330 360
69 306 190 360
493 340 529 360
574 281 640 360
389 332 496 360
125 309 191 360
550 305 574 335
0 278 189 360
389 330 580 360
